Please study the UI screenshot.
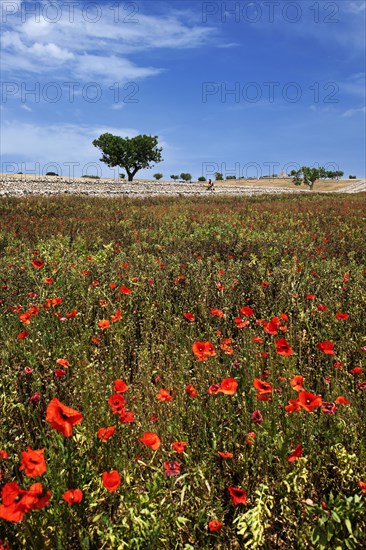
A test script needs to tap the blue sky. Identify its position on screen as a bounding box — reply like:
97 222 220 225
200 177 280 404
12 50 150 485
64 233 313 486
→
1 0 365 179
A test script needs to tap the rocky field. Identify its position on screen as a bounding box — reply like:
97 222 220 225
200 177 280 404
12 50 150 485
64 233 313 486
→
0 176 365 197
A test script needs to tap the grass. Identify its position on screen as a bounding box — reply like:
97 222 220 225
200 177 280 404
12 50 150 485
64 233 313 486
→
0 193 365 549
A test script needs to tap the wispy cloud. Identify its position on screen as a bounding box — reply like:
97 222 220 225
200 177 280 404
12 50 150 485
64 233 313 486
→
341 106 366 118
1 1 214 84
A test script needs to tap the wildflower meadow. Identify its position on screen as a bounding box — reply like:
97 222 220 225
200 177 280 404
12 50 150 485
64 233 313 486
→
0 193 365 549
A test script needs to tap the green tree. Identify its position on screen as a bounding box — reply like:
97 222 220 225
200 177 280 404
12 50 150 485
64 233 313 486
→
153 173 163 180
92 133 163 182
290 166 328 191
170 175 180 181
215 172 223 180
180 173 192 182
198 176 206 182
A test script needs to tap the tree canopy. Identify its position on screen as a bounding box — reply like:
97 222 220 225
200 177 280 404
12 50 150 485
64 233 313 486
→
92 133 163 182
290 166 343 190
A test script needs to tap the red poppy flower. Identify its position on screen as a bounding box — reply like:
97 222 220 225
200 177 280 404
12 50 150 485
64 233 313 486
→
261 317 280 335
108 394 126 414
333 361 343 369
284 398 301 413
163 461 180 477
335 396 349 406
19 447 47 477
32 259 44 269
210 308 224 318
207 383 220 395
17 331 29 340
192 341 216 361
172 441 187 454
56 358 70 368
119 286 132 294
234 316 250 328
217 377 238 396
113 379 128 393
350 367 363 375
317 341 335 355
54 369 66 377
62 488 83 505
290 375 304 392
306 294 315 300
44 277 53 284
322 402 337 415
46 398 83 437
138 432 161 450
228 486 247 505
261 281 269 288
317 304 327 312
253 378 273 395
251 410 264 423
252 336 263 344
246 432 256 445
275 338 293 356
66 309 78 318
336 312 349 320
156 388 173 402
102 470 121 492
298 391 322 412
183 312 195 322
358 481 366 493
97 426 115 442
240 306 254 317
185 384 198 398
205 341 216 356
111 308 122 322
287 444 303 462
192 341 207 361
0 450 8 460
208 519 223 532
218 451 233 459
120 410 134 423
98 319 110 331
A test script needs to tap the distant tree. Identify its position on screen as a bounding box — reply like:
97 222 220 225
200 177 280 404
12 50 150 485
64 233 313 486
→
198 176 206 182
349 175 357 179
93 133 163 182
153 173 163 180
226 175 236 180
45 172 59 176
335 170 344 180
180 173 192 182
215 172 223 180
170 175 180 181
290 166 329 191
120 173 126 179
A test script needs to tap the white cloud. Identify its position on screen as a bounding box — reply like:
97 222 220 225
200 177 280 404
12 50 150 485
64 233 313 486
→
1 121 138 169
1 4 214 84
341 106 366 118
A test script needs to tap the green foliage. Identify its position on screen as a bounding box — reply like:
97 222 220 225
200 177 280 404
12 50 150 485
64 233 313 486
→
198 176 206 182
306 493 365 549
215 172 223 180
180 173 192 182
92 133 163 182
290 166 322 190
81 175 100 179
45 171 59 176
170 175 180 181
153 173 163 180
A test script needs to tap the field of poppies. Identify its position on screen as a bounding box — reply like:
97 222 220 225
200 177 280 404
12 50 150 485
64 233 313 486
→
0 193 365 549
